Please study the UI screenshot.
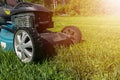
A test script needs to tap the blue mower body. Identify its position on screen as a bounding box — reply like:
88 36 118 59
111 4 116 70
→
0 23 14 51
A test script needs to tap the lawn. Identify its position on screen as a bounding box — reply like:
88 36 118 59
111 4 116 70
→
0 16 120 80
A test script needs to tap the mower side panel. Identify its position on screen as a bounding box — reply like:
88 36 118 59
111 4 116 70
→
0 24 14 51
39 32 72 56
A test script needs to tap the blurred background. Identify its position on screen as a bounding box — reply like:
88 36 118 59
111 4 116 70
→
27 0 120 16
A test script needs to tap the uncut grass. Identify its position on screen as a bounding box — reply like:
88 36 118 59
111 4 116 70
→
0 51 76 80
53 16 120 79
1 16 120 79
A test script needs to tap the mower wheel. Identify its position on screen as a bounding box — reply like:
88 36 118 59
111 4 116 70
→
14 27 42 63
62 26 82 44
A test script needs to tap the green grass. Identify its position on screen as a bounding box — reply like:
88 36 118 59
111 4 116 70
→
1 16 120 80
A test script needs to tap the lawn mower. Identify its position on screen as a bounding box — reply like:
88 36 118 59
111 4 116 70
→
0 0 82 63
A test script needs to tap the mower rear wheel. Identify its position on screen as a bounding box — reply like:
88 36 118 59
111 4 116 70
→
62 26 82 44
14 27 41 63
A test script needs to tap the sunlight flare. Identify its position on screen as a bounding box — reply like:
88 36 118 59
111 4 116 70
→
102 0 120 15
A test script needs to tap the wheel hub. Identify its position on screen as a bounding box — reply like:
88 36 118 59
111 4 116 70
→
14 30 34 63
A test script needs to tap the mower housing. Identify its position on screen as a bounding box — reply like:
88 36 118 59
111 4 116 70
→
11 2 53 32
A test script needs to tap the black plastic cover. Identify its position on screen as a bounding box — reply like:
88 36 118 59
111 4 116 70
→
11 2 52 15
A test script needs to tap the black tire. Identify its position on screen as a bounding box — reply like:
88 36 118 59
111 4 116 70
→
13 27 43 63
62 26 82 44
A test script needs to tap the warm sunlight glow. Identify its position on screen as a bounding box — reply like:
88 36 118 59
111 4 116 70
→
103 0 120 15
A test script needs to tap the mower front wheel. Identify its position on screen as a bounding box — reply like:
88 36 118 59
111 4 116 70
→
62 26 82 44
14 27 42 63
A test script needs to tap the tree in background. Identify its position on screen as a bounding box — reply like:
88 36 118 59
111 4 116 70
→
25 0 115 16
53 0 101 16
